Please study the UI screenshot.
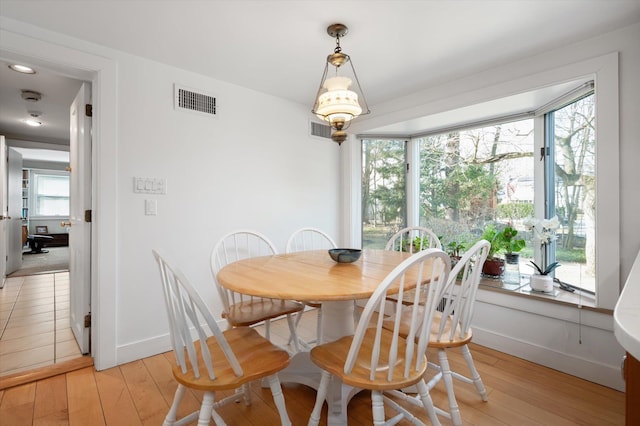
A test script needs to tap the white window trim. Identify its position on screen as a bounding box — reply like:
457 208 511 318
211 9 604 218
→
344 52 619 310
30 168 70 218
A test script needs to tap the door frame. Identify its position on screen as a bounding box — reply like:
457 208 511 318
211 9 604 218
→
0 24 118 370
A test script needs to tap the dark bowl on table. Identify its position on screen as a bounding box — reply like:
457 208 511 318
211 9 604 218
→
328 248 362 263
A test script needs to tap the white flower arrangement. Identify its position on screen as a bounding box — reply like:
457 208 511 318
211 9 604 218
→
524 215 560 246
524 215 561 275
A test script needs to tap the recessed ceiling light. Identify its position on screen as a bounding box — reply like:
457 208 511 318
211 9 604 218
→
9 64 36 74
25 119 43 127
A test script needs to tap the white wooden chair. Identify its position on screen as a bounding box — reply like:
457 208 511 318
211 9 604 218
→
385 226 442 253
308 248 451 426
152 250 292 426
211 230 304 353
385 226 442 309
285 227 337 348
383 239 491 426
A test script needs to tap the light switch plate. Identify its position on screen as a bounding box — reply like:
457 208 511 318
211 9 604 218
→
145 199 158 216
133 177 166 194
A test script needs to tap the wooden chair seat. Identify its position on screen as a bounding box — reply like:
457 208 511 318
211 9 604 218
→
310 328 426 391
224 299 304 327
384 310 473 348
173 326 290 391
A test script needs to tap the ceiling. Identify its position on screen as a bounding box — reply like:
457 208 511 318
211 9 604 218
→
1 0 639 145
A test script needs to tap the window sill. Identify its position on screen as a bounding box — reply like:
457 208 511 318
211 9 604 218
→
479 275 611 315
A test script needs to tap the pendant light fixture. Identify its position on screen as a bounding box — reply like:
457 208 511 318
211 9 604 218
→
312 23 370 145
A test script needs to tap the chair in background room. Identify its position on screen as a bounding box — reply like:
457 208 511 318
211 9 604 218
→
285 227 337 348
210 230 304 353
153 250 292 426
383 239 491 426
308 248 451 426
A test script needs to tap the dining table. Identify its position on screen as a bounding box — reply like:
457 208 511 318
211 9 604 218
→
216 248 421 425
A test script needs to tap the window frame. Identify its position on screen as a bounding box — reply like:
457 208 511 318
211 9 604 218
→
347 52 619 310
30 169 70 218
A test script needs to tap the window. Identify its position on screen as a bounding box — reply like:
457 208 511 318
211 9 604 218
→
361 139 406 248
361 91 597 296
546 94 596 293
32 171 69 217
354 53 619 310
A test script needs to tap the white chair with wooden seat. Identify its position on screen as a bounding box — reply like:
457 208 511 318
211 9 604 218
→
385 226 442 309
211 230 304 353
153 250 292 426
385 226 442 253
285 227 337 348
308 248 451 426
383 239 491 426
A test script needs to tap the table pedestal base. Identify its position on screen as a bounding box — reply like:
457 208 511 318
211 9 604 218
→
276 300 359 425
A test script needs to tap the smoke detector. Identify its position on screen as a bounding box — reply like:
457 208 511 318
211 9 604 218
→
21 90 42 102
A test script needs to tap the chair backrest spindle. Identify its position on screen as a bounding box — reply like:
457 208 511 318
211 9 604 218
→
211 230 278 311
286 227 337 253
385 226 442 253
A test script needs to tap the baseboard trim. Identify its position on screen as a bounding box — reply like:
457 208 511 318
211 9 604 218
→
0 356 94 390
473 327 625 391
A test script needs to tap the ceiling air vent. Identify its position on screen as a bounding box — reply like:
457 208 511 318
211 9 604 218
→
174 84 216 116
309 121 331 139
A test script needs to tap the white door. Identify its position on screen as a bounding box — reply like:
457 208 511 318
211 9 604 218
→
0 136 7 287
69 83 92 354
6 148 23 275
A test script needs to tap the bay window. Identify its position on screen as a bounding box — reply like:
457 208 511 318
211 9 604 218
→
361 88 599 299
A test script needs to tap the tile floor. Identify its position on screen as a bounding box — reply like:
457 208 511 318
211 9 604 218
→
0 271 82 376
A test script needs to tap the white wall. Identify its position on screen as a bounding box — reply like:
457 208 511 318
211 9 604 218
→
114 53 340 361
349 22 640 390
0 17 341 367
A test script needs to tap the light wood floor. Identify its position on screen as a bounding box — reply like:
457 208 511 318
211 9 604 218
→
0 272 82 377
0 309 625 425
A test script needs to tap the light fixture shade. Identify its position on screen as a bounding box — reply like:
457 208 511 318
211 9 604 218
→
312 23 369 145
314 76 362 125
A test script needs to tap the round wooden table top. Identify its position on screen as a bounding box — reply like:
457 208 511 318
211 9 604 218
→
216 249 421 302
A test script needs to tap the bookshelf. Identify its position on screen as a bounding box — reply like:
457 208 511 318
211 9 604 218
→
21 169 29 226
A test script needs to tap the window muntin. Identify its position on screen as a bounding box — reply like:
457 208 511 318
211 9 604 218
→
32 171 70 217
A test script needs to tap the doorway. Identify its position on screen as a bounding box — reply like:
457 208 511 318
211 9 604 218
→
0 61 91 377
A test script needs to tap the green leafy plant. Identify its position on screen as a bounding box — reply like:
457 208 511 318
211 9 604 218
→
480 224 502 259
499 226 526 254
480 224 525 259
446 240 465 257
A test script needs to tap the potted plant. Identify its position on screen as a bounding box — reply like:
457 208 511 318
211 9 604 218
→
500 226 526 284
446 240 465 269
480 224 505 277
524 216 561 292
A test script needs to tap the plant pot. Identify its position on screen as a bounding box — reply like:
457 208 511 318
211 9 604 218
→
482 258 504 277
530 274 554 292
503 253 520 284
